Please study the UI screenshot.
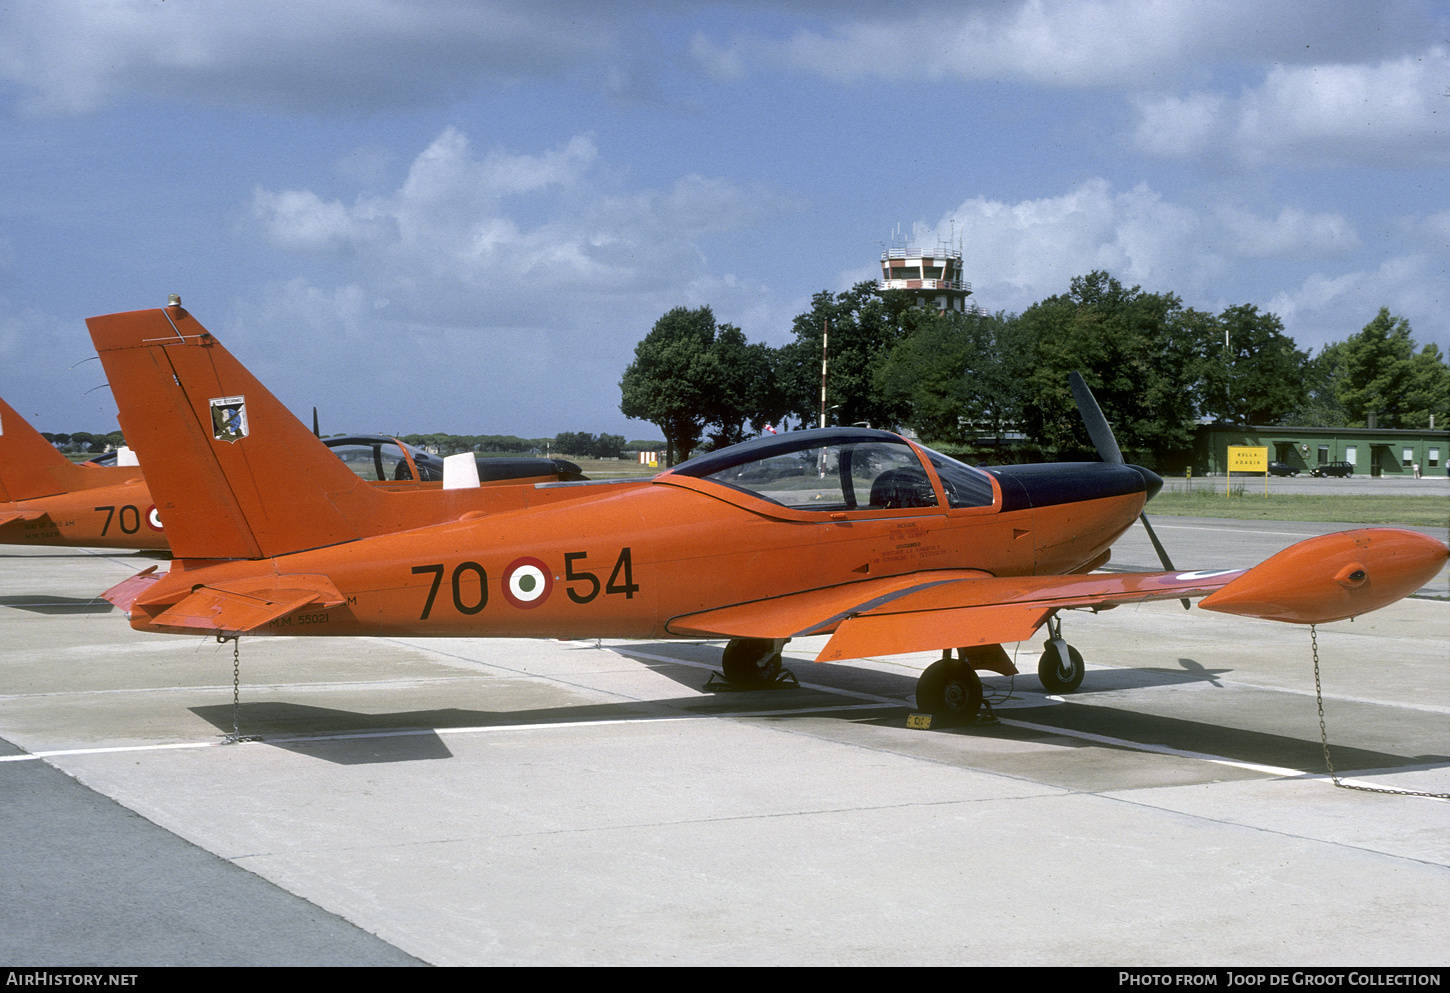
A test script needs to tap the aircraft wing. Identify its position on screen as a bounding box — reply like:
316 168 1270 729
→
669 528 1447 663
668 568 1242 662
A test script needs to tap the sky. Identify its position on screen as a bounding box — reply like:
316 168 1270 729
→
0 0 1446 440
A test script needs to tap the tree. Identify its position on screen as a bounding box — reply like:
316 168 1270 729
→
874 308 1021 444
774 282 914 430
1195 304 1308 425
1404 342 1450 429
593 433 627 459
1290 341 1351 427
1336 308 1422 428
619 306 777 464
553 432 596 457
704 324 783 448
68 431 103 454
1012 271 1209 466
620 307 717 464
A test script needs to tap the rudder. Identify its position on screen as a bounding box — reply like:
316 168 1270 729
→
87 303 390 560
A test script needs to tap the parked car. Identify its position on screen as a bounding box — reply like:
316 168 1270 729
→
1310 461 1354 478
1268 461 1300 477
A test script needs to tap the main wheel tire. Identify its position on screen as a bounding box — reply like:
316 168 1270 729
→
1038 643 1085 693
915 657 982 719
721 638 782 687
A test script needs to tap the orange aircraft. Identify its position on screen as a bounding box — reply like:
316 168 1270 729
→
88 302 1448 719
0 393 166 550
0 398 582 552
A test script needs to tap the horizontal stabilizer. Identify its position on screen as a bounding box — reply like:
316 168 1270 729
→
1199 528 1447 623
0 508 47 526
113 569 347 633
101 566 162 615
152 587 323 632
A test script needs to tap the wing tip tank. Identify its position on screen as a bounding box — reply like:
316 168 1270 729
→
1199 528 1448 624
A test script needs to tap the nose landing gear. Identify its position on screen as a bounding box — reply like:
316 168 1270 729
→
1037 615 1085 693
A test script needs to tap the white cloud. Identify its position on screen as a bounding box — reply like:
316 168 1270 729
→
249 128 800 321
736 1 1434 89
1133 47 1450 167
0 1 626 116
689 31 747 82
931 181 1391 338
939 180 1218 307
1237 51 1450 165
1266 253 1446 353
1215 206 1359 258
1130 92 1229 159
251 189 394 252
1404 208 1450 250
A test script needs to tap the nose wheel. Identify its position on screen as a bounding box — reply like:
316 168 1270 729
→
915 649 984 719
1037 616 1085 693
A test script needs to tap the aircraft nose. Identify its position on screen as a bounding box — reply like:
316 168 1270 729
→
1130 465 1164 501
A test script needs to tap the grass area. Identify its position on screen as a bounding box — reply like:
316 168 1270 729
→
1151 488 1448 527
563 458 658 478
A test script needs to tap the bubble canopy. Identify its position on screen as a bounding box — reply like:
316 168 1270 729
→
665 428 996 512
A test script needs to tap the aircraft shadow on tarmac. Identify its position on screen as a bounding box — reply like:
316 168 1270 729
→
915 701 1450 777
620 640 1234 697
189 646 1446 777
0 594 115 614
189 700 689 765
0 549 169 560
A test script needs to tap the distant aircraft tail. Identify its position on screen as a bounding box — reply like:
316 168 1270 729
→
0 393 121 503
86 303 396 560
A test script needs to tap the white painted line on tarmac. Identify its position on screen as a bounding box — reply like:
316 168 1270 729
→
0 740 219 761
1151 523 1321 537
4 707 1416 795
0 703 898 763
4 643 1433 794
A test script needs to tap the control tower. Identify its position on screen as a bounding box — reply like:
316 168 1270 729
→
878 236 975 314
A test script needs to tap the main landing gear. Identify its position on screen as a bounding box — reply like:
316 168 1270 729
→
915 649 984 720
914 615 1087 718
721 637 791 687
1037 615 1085 694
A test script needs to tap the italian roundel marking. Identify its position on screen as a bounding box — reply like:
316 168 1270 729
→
503 557 553 609
146 505 164 531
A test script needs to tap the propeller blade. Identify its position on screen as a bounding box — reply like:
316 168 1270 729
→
312 406 320 439
1138 512 1174 571
1069 371 1123 465
1139 512 1189 609
1068 372 1187 609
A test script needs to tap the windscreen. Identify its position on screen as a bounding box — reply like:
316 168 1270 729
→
697 439 939 511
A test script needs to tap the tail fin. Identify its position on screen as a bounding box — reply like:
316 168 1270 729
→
86 304 393 560
0 394 123 503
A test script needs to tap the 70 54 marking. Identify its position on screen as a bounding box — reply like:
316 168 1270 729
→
411 548 637 620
